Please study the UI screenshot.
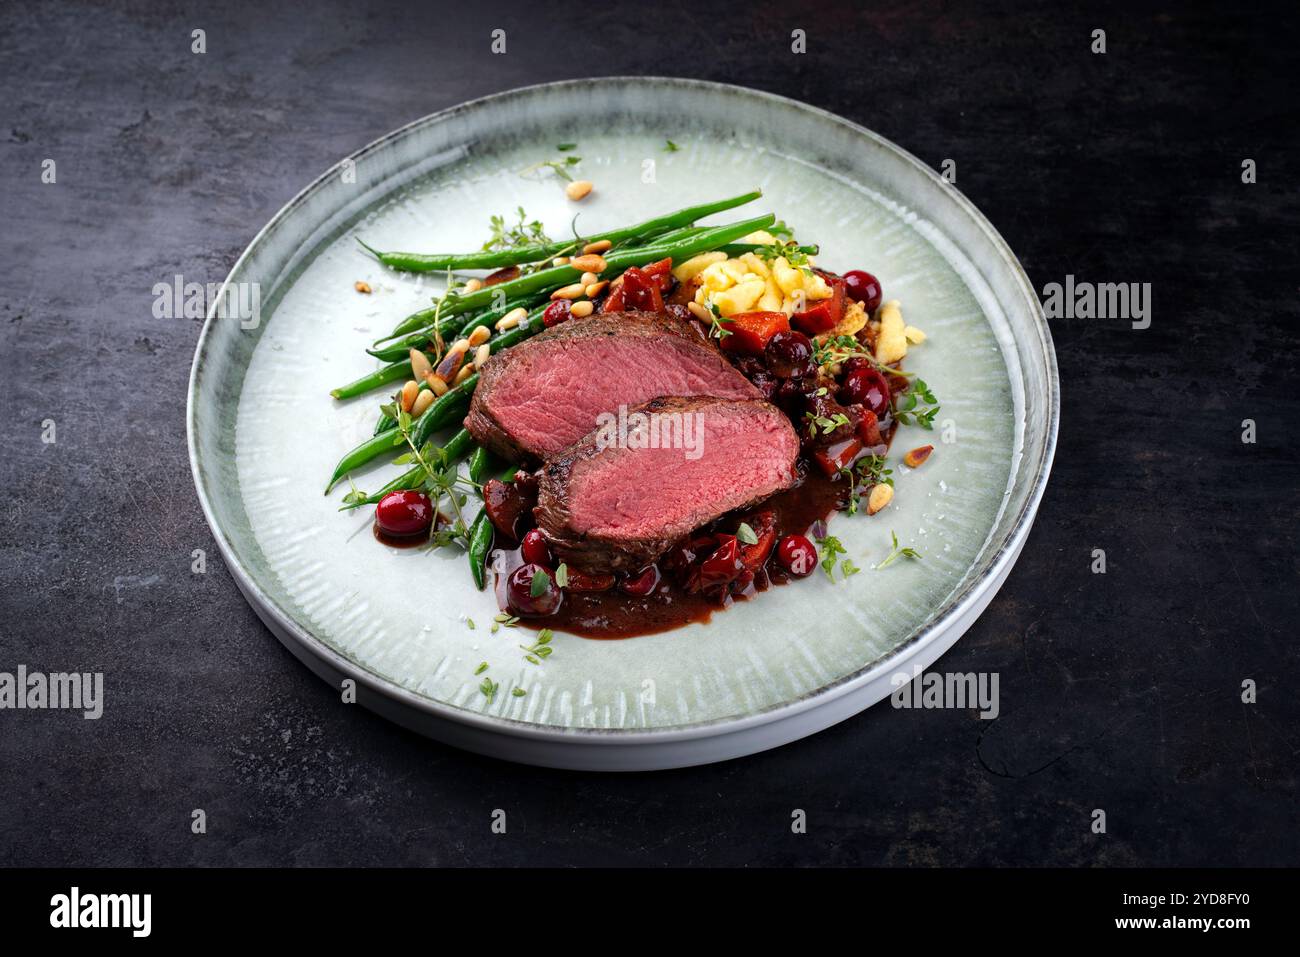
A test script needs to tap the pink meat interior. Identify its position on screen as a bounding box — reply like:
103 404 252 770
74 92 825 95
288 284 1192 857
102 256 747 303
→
484 336 757 458
565 406 797 539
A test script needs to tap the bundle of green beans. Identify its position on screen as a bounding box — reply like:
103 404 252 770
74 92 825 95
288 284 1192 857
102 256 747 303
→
328 193 782 519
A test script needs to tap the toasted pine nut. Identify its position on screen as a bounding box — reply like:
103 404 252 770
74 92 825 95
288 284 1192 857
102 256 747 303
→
686 301 712 323
434 342 467 381
570 300 594 318
354 280 372 294
474 343 491 368
579 271 598 287
454 363 475 386
411 390 435 417
467 325 491 347
903 445 934 468
495 306 528 331
565 180 593 201
585 280 608 298
462 278 483 293
400 380 419 413
582 240 612 255
425 373 449 396
867 483 894 516
409 348 432 381
571 253 608 273
552 256 570 267
551 283 587 300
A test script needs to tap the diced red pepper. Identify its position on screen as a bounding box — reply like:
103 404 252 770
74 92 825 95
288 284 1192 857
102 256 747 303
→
686 534 745 592
601 265 663 313
737 510 777 575
563 569 615 592
856 408 883 447
719 311 791 356
791 276 846 336
812 436 866 478
640 257 674 293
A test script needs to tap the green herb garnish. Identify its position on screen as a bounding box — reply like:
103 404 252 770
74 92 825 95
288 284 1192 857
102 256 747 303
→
876 531 922 569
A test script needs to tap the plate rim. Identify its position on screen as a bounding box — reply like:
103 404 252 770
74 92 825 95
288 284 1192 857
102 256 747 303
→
187 76 1059 747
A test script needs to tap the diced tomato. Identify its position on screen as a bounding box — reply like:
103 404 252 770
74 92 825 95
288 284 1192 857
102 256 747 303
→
812 436 865 478
719 311 791 356
792 276 846 336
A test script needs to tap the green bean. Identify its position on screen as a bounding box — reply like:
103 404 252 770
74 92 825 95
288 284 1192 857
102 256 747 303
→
373 411 395 435
324 428 407 493
375 294 535 355
381 210 774 341
339 428 477 510
437 427 476 465
468 465 518 589
409 381 474 450
362 190 762 274
330 356 419 400
467 512 493 590
468 446 493 485
406 214 774 333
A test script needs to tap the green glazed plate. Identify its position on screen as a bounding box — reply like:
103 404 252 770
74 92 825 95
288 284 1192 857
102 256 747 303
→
187 78 1057 770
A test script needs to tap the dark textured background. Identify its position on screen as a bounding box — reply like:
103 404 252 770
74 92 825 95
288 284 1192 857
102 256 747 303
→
2 0 1297 867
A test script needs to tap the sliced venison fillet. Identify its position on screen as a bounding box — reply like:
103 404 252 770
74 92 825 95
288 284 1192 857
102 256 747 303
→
534 395 800 572
465 311 759 464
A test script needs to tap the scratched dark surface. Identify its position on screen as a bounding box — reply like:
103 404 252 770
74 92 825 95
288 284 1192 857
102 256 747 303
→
1 0 1296 867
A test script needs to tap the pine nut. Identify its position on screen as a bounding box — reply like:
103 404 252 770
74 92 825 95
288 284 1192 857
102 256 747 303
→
585 280 608 298
687 301 712 323
867 483 894 516
580 271 598 287
552 256 570 267
410 390 435 417
495 306 528 331
551 283 587 300
400 380 419 413
409 348 432 381
425 373 449 396
571 253 608 273
454 363 475 386
474 343 491 368
903 445 934 468
467 325 491 347
570 300 594 318
582 240 612 255
463 278 483 293
565 180 593 201
354 280 372 294
434 342 467 380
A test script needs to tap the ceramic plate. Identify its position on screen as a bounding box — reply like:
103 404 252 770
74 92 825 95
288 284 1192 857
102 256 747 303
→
187 78 1057 770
